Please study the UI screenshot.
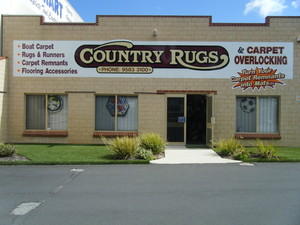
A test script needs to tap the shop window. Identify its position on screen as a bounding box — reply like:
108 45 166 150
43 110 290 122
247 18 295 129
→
236 97 279 133
95 96 137 131
26 95 68 130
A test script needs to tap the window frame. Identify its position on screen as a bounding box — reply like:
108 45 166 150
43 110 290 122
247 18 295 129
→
25 94 68 131
95 95 138 132
236 96 280 134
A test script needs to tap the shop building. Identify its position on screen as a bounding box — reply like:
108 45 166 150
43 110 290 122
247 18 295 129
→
0 15 299 146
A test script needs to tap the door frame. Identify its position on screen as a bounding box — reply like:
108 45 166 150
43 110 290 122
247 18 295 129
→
166 94 187 146
166 93 215 147
206 94 215 147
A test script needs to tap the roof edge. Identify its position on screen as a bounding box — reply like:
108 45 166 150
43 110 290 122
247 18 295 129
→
2 15 300 27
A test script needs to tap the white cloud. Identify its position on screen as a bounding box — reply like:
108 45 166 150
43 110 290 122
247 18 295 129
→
291 0 299 8
244 0 288 17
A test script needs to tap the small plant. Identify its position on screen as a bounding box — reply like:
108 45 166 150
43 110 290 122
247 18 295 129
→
213 138 245 156
213 138 248 160
255 139 278 159
213 139 231 156
231 147 249 160
135 148 155 160
0 143 16 157
140 133 166 155
101 136 140 159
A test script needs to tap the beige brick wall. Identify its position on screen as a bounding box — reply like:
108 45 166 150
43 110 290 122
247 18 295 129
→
138 93 166 139
2 15 300 146
68 93 95 144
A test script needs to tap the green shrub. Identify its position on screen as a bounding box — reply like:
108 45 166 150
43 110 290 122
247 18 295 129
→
102 136 140 159
136 148 155 160
213 138 231 155
213 138 245 156
0 143 16 157
140 133 166 155
213 138 248 159
231 147 249 160
255 139 277 159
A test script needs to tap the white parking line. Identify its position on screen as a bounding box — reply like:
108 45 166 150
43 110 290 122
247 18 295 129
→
50 185 64 194
11 202 42 216
71 169 85 172
239 162 255 166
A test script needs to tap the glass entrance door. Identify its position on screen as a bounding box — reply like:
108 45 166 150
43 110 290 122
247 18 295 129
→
167 97 186 144
186 95 207 145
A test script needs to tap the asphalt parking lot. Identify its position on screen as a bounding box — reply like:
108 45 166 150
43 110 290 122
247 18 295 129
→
1 163 300 225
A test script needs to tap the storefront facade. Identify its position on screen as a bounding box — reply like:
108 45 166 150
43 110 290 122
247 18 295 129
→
1 15 299 146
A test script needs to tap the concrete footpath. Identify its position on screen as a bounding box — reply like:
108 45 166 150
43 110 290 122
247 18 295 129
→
150 146 241 164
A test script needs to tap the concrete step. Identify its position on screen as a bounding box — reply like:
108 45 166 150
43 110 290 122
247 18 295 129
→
150 147 241 164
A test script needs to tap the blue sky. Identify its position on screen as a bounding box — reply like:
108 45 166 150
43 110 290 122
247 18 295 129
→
68 0 299 23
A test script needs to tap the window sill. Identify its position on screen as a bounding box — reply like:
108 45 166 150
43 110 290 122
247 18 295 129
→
235 133 281 140
93 131 138 138
23 130 68 137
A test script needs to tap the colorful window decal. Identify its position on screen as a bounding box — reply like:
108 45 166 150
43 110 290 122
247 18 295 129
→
47 95 64 112
106 96 130 116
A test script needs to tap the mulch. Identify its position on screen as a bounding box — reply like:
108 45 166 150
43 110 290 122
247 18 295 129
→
0 154 29 162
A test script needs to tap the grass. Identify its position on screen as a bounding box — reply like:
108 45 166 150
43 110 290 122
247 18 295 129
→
2 144 300 165
0 144 149 165
246 147 300 162
214 147 300 162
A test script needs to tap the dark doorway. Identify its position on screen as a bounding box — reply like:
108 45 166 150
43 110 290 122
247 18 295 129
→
187 95 206 145
167 97 185 142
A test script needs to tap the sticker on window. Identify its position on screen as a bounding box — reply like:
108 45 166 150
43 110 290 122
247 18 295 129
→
240 98 256 113
106 96 130 116
48 95 63 112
